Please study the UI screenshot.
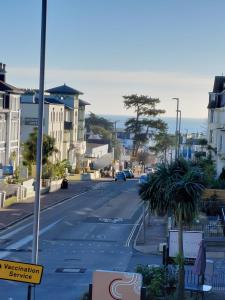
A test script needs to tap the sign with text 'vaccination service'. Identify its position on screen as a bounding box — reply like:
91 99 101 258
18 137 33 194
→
0 259 43 284
92 270 142 300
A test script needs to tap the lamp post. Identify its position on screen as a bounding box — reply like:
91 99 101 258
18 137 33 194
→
178 109 182 157
28 1 47 299
172 98 180 159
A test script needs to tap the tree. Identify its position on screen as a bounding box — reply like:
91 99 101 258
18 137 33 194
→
123 94 166 158
85 112 113 132
90 125 112 140
23 128 58 170
85 113 121 161
139 159 205 299
149 131 175 163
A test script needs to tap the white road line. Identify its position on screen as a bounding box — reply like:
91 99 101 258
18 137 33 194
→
0 218 63 259
0 222 33 240
125 213 143 247
0 190 91 237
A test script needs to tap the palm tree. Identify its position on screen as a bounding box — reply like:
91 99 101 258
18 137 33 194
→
139 159 205 299
23 128 58 173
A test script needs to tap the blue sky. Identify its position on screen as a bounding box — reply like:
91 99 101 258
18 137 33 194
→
2 0 225 118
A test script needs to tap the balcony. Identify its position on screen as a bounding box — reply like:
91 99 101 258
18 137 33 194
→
64 121 73 130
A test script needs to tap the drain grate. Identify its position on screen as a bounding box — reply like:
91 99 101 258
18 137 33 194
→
56 268 86 273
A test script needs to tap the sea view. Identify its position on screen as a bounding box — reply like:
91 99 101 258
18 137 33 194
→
100 114 208 135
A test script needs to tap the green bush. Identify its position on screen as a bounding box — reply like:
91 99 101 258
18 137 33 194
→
136 265 167 299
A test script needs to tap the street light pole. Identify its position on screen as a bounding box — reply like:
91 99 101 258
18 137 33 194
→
172 98 179 159
28 1 47 299
178 109 181 158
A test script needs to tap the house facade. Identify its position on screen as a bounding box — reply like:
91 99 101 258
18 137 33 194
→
21 84 90 168
20 92 64 162
207 76 225 176
0 63 21 169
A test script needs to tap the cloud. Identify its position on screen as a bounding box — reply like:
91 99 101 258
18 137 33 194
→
7 67 212 118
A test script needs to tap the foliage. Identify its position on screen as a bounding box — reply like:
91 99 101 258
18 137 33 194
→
42 160 70 180
123 94 166 158
85 113 121 160
90 125 112 140
23 128 59 168
136 265 167 299
139 159 205 224
193 155 216 187
139 158 205 299
136 151 150 166
85 112 113 132
149 131 175 163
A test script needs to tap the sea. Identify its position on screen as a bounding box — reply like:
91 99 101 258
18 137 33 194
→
99 114 208 135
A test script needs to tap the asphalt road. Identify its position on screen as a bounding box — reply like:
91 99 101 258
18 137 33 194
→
0 180 161 300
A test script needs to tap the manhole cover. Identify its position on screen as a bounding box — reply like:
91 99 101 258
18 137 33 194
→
55 268 86 273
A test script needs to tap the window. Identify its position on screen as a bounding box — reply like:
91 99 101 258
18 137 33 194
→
219 135 223 152
0 95 3 109
4 95 9 109
210 110 214 123
209 130 213 143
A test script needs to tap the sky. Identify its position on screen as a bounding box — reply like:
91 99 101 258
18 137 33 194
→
2 0 225 118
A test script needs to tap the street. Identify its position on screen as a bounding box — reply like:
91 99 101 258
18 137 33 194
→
0 180 160 300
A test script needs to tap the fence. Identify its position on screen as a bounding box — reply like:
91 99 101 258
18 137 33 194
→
171 222 225 238
185 268 225 292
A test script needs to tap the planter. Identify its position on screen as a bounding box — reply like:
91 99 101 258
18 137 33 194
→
49 179 63 192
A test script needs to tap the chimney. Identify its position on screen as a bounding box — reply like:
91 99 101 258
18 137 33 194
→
0 63 6 82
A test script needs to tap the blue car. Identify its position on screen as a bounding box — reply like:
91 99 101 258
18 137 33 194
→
115 171 126 181
138 173 149 185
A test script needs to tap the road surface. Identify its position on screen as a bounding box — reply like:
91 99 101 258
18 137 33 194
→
0 180 161 300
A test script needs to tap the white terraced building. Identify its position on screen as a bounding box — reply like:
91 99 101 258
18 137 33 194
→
0 63 22 169
20 84 90 168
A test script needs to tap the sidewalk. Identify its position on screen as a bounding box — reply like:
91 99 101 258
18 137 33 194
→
134 215 225 299
0 180 108 231
134 214 167 255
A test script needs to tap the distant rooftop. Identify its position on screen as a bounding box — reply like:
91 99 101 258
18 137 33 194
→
79 99 90 106
46 84 83 95
0 80 23 94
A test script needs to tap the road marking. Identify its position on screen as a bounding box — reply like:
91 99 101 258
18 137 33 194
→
0 219 62 259
0 190 91 237
125 214 143 247
0 222 33 240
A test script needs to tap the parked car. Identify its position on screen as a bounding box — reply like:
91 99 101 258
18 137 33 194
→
138 173 149 185
115 171 126 181
122 169 134 179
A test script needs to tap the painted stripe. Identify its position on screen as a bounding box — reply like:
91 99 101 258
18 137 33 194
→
0 219 62 259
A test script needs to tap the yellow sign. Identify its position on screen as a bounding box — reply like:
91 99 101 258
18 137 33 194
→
0 259 43 284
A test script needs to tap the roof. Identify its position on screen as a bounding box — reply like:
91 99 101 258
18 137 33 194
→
0 80 23 94
213 76 225 93
46 84 83 95
79 99 90 106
